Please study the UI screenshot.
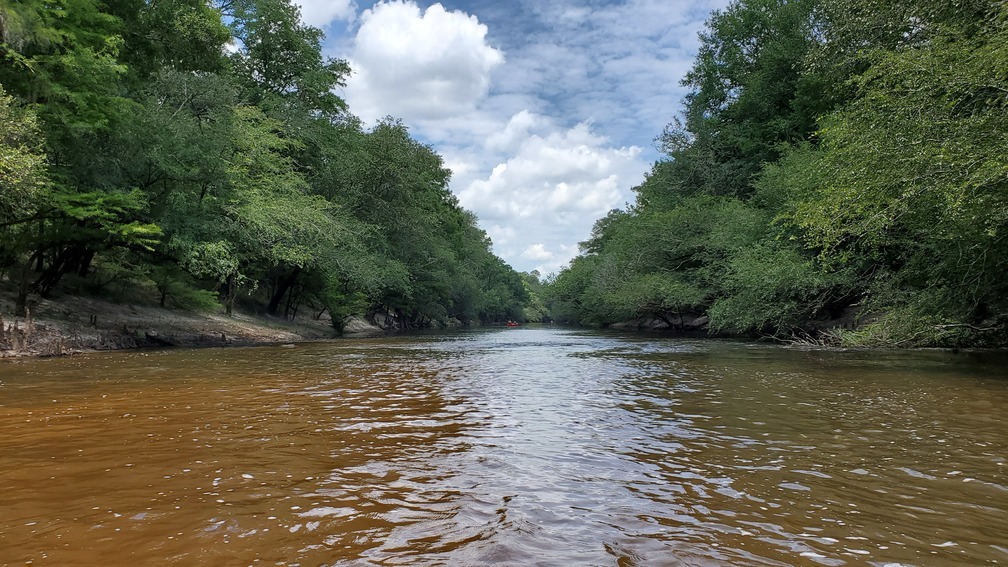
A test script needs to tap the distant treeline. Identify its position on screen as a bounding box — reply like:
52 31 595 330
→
0 0 533 330
544 0 1008 347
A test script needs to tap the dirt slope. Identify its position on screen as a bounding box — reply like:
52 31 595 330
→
0 290 380 358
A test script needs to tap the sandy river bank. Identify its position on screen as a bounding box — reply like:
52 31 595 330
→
0 291 382 358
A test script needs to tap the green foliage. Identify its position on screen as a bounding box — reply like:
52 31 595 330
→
224 105 340 269
305 117 527 327
0 86 47 222
0 0 529 327
549 195 790 327
658 0 826 199
181 240 239 283
520 271 549 322
708 243 831 333
51 187 161 249
833 309 971 349
302 274 367 333
773 0 1008 341
0 0 131 151
544 255 599 325
623 273 708 322
109 0 231 80
149 263 221 311
548 0 1007 346
227 0 349 114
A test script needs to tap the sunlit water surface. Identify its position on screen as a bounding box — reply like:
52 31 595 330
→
1 328 1006 566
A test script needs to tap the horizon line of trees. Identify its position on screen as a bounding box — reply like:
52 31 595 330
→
544 0 1007 347
0 0 534 331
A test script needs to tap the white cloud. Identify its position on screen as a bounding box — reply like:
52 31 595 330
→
460 121 641 222
521 243 554 262
345 1 503 124
293 0 357 28
457 115 648 274
485 110 541 152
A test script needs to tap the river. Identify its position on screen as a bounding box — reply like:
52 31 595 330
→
1 327 1006 566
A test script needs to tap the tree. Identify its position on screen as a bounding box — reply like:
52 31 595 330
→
0 86 49 314
0 0 531 330
104 0 231 84
545 0 866 339
226 0 349 115
771 0 1008 344
182 105 361 315
657 0 827 199
0 86 46 224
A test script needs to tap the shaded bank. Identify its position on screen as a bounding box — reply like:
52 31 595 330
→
0 291 383 358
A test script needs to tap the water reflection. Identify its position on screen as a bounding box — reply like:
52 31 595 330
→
0 328 1006 565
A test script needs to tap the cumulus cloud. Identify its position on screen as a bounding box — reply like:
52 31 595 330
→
521 243 554 262
457 115 647 275
485 110 541 152
460 120 641 222
293 0 356 28
345 1 503 124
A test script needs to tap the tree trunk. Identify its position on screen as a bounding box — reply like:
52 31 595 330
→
657 313 676 331
77 250 96 277
266 266 302 316
34 253 67 297
287 290 303 320
15 255 35 317
34 244 91 297
225 274 236 316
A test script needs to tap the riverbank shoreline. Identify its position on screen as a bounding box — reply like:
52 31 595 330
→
0 291 384 359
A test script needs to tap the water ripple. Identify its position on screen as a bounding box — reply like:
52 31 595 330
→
0 329 1006 565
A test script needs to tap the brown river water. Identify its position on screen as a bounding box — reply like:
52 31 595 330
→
1 327 1006 566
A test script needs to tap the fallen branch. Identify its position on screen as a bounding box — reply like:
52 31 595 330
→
933 323 1001 333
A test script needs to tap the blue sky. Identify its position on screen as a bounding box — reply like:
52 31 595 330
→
292 0 730 274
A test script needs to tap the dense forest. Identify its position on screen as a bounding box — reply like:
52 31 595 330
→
546 0 1007 347
0 0 530 331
